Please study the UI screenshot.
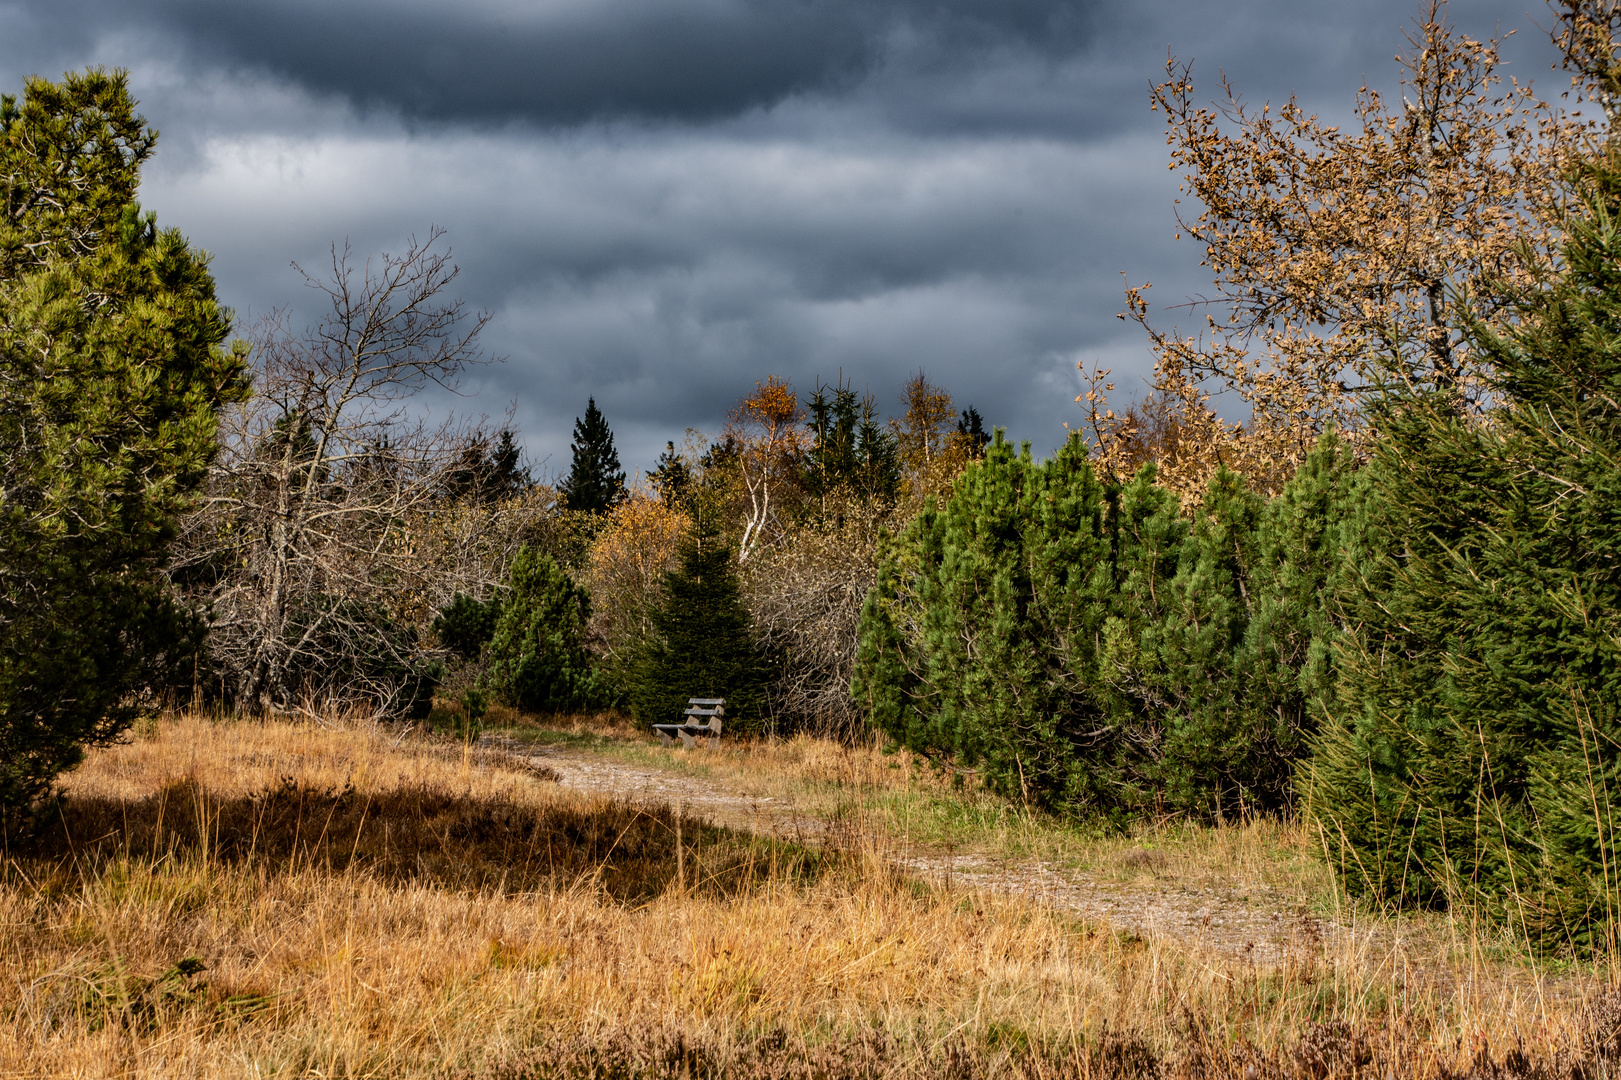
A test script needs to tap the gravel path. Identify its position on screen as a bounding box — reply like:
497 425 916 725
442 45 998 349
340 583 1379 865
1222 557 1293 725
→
488 736 1395 966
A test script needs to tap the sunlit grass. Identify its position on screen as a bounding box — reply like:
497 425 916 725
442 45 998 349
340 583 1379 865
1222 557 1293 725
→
0 709 1609 1078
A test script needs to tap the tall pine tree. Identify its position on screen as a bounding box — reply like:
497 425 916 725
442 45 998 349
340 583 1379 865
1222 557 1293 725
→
0 71 247 819
560 398 625 514
1305 144 1621 949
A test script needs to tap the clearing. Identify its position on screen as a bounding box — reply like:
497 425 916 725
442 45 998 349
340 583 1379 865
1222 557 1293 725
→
490 719 1519 973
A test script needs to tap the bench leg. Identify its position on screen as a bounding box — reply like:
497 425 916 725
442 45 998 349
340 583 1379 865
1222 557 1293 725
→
657 730 675 746
678 730 698 749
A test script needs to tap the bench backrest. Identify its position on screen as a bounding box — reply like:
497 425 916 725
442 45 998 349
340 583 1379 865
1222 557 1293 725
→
684 697 724 735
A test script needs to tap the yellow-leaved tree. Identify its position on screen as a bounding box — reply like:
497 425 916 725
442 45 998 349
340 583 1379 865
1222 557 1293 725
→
583 488 693 675
725 376 809 563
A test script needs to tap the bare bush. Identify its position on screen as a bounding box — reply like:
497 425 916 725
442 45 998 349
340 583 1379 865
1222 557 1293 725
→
743 503 887 737
171 230 499 716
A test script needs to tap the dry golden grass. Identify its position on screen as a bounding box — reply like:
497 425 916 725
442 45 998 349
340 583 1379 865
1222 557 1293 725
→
0 712 1613 1078
511 722 1336 904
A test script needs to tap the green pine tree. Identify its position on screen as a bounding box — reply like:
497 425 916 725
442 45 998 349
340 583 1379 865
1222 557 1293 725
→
484 547 607 714
855 432 1126 815
649 441 690 507
1138 435 1363 818
632 532 770 734
560 398 626 514
1304 145 1621 948
854 430 1352 821
0 71 248 820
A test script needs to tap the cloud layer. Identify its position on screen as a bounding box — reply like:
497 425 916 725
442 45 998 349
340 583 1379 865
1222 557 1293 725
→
1 0 1558 474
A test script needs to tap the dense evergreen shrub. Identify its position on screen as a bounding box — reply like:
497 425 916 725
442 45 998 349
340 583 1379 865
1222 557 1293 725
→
484 546 608 714
854 434 1134 816
1304 150 1621 948
433 594 501 661
1135 435 1364 817
631 534 771 735
854 431 1360 820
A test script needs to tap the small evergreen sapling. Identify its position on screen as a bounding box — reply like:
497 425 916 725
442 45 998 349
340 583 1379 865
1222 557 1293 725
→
484 546 607 714
632 533 770 734
432 593 501 662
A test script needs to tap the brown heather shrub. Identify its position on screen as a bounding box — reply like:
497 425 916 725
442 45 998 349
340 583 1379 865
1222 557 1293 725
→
449 1004 1621 1080
454 1026 1163 1080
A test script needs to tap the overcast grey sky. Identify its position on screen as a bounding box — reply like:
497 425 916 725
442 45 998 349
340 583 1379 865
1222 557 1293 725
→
0 0 1563 478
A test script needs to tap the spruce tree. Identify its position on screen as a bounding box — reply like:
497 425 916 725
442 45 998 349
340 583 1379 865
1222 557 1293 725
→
1305 146 1621 947
956 406 990 456
442 429 530 504
632 532 769 734
805 379 900 507
559 398 626 514
0 71 247 818
853 395 902 505
484 547 607 713
648 441 690 507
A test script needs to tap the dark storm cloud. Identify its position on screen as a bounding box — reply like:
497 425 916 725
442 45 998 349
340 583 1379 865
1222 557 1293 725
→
10 0 1098 125
0 0 1570 474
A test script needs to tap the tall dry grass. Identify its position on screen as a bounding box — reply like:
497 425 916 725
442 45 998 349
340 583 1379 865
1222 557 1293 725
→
0 712 1614 1078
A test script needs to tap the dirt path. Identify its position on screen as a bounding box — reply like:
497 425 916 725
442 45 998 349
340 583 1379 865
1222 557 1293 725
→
490 737 1402 966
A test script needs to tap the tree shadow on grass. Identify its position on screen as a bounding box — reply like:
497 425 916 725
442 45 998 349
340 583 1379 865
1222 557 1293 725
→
17 778 833 901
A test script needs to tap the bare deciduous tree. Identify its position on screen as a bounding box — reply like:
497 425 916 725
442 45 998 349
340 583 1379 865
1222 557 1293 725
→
725 376 808 564
172 230 499 716
742 505 884 736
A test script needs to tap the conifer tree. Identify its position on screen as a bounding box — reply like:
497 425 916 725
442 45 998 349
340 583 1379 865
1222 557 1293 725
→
484 546 607 713
855 433 1127 814
853 396 902 505
0 71 247 817
648 441 690 507
432 593 501 661
1305 144 1621 947
1131 468 1258 814
855 430 1353 819
956 406 990 456
442 428 530 504
805 378 901 508
632 532 769 733
560 398 626 514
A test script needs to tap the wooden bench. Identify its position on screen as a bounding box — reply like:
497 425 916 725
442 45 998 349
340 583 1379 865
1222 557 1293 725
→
653 698 725 748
